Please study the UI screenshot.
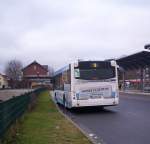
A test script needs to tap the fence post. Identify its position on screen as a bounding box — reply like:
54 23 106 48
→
0 88 46 140
0 101 4 141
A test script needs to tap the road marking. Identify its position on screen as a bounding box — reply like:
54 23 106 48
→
89 133 94 137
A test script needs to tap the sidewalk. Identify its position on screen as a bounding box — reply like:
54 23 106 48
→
120 90 150 96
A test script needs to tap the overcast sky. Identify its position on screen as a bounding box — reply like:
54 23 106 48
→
0 0 150 72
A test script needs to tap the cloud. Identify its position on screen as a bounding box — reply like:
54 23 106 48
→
0 0 150 71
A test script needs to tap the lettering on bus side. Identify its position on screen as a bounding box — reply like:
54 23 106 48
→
81 87 110 93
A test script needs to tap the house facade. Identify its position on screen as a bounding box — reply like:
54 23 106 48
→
22 61 52 88
0 73 9 89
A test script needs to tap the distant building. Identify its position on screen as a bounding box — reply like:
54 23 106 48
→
118 67 150 92
117 50 150 92
22 61 52 88
119 69 142 90
0 73 9 89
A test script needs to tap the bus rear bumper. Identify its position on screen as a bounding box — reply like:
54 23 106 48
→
72 98 119 108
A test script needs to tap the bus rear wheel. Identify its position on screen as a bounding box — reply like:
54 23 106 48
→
99 106 104 110
63 95 67 108
55 93 58 104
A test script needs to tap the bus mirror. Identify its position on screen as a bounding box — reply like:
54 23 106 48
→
74 69 80 78
111 60 116 67
74 62 79 68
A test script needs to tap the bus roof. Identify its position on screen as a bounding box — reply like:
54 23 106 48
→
54 60 117 76
54 65 70 76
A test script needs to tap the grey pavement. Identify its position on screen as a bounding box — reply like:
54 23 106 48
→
120 90 150 96
0 89 33 101
58 93 150 144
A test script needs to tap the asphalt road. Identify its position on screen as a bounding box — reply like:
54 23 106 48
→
58 93 150 144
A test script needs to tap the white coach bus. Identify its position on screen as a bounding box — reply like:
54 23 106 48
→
53 60 119 108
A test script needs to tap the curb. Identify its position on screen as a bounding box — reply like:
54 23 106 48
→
120 91 150 96
50 91 103 144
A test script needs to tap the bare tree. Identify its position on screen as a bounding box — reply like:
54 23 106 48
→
5 60 23 88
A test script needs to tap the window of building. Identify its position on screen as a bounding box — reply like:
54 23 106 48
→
34 65 37 70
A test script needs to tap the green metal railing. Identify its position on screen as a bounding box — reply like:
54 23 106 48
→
0 88 46 139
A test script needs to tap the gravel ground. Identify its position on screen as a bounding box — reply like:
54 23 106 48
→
0 89 33 101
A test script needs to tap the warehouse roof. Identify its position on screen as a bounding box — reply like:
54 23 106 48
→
116 50 150 70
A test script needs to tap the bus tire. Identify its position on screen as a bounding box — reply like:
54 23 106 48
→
55 93 58 104
63 95 67 108
99 106 104 110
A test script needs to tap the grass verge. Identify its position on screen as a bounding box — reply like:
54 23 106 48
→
6 91 91 144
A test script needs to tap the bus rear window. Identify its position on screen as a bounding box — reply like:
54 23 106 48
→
75 68 115 80
74 61 116 80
